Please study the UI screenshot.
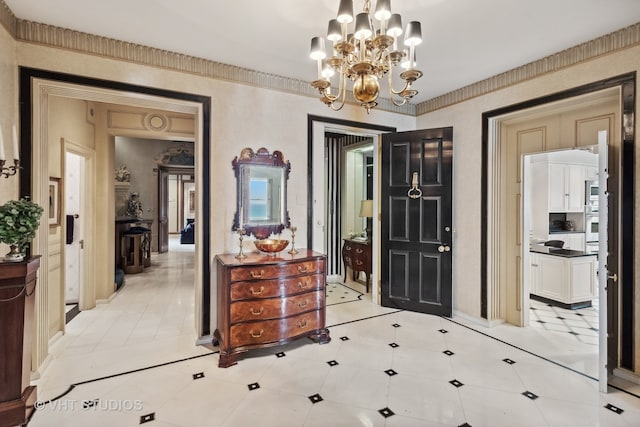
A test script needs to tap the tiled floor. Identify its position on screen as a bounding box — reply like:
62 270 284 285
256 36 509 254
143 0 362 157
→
29 239 640 426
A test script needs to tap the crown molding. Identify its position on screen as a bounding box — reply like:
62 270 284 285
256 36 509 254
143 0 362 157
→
0 0 637 118
415 22 640 115
11 16 415 115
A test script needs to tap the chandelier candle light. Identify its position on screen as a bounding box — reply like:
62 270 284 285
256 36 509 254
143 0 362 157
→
310 0 423 113
0 124 21 178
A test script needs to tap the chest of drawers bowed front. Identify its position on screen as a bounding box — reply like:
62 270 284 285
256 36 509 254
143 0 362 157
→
214 250 331 368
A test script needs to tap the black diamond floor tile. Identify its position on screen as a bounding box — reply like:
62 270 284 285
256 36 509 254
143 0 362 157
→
392 323 401 328
82 399 98 409
308 393 323 404
522 391 538 400
340 336 350 341
443 350 454 356
384 369 398 376
275 352 286 358
192 372 205 380
389 342 399 348
248 382 260 391
438 329 448 334
378 407 395 418
604 403 624 414
140 413 155 424
502 358 516 365
327 360 339 367
449 379 464 388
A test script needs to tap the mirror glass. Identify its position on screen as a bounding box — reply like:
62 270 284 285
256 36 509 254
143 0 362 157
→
233 148 290 239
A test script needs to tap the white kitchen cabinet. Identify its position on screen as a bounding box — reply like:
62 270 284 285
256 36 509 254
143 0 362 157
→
530 252 540 294
586 166 598 181
548 163 585 212
549 233 585 251
531 252 597 307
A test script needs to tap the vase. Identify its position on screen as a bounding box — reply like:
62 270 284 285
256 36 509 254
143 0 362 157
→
4 245 25 262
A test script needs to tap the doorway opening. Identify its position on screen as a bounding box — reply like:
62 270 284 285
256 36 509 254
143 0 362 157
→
482 74 636 392
308 115 395 303
20 67 212 374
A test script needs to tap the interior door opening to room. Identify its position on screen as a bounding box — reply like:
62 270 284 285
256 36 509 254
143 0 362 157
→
308 115 395 303
483 75 635 393
324 131 374 288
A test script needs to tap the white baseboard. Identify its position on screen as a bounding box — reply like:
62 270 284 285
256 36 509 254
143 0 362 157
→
327 274 342 284
196 335 214 346
613 367 640 384
31 353 53 382
96 291 118 304
452 310 505 328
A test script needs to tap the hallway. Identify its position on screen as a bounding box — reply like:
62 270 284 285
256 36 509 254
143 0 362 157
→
29 241 640 426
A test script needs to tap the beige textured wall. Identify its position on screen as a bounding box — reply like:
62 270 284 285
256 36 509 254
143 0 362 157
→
0 24 17 253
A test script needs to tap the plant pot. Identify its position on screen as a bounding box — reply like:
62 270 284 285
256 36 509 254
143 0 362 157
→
4 245 25 262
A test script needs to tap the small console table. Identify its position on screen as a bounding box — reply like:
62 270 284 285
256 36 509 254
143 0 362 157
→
214 250 331 368
342 238 372 293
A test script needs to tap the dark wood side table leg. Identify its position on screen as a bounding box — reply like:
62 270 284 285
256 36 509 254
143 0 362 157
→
365 273 370 293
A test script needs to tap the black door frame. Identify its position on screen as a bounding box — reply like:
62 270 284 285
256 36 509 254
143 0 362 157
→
306 115 396 249
19 67 213 336
480 72 636 369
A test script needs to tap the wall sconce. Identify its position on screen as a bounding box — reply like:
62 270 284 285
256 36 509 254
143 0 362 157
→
0 125 21 178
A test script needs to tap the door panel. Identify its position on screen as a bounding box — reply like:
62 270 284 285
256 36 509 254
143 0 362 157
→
158 168 169 253
381 127 453 316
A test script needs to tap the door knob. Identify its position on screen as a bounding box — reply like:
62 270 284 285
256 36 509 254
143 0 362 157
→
608 273 618 282
444 245 451 252
438 245 445 253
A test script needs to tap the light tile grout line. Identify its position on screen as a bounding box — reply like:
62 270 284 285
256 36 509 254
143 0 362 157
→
442 316 640 400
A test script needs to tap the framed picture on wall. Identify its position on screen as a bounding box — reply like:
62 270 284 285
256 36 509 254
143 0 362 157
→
49 177 61 227
188 189 195 213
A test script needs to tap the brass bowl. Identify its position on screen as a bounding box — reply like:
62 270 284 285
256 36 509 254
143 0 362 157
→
254 239 289 255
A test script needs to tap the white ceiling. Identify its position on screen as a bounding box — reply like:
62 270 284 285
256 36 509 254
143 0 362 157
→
6 0 640 105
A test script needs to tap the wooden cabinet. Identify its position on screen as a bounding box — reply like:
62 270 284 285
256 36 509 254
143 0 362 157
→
214 250 330 368
341 239 372 292
530 252 597 309
0 257 40 427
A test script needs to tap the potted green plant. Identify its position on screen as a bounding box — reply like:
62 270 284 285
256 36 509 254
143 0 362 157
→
0 198 44 262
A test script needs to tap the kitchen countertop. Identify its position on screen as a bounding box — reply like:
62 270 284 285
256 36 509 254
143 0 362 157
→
530 245 596 258
548 230 585 234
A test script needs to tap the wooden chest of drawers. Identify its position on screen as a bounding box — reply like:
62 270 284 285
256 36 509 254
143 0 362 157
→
214 250 330 367
342 238 371 292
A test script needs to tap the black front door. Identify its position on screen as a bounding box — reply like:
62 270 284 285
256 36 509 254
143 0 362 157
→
381 127 453 316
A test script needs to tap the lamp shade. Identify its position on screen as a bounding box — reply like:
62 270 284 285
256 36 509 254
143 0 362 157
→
374 0 392 21
327 19 342 42
359 199 373 218
354 13 373 39
337 0 354 24
387 13 403 37
404 21 422 46
310 37 326 60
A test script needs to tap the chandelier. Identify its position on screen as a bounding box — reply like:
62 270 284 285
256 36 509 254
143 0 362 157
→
310 0 423 113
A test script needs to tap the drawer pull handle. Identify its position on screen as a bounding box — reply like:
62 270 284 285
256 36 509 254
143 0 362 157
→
250 286 265 295
298 300 308 308
355 260 364 266
249 307 264 315
355 248 364 254
250 270 265 279
298 280 310 289
249 329 264 338
297 320 308 328
297 265 309 273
